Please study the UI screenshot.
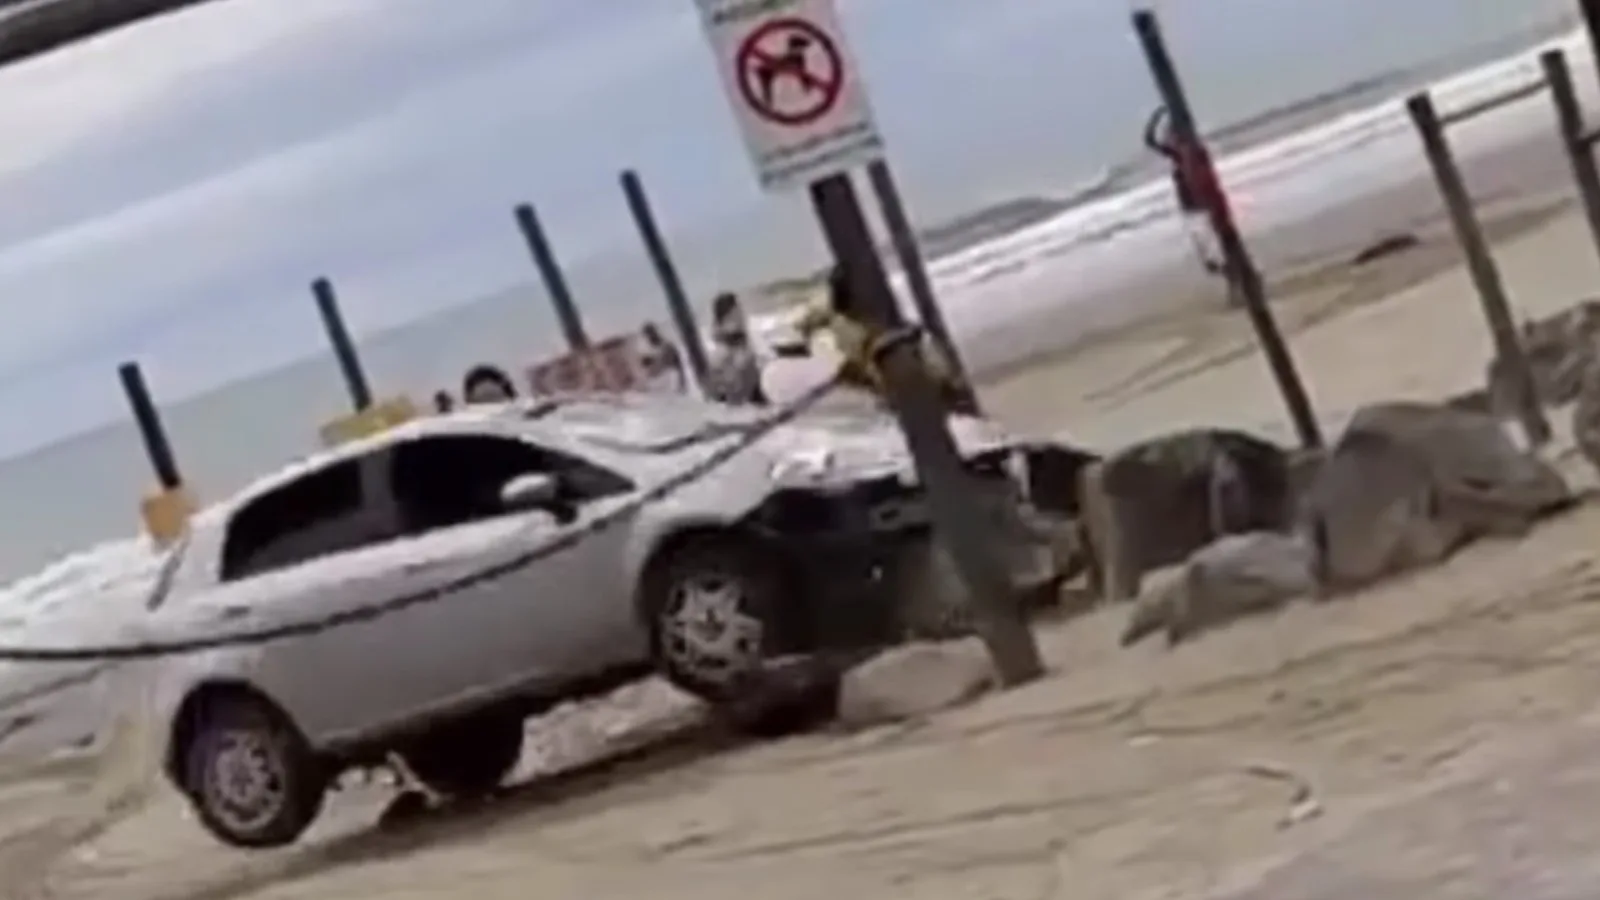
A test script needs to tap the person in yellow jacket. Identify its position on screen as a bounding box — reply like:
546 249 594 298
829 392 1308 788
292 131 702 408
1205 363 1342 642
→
794 265 977 414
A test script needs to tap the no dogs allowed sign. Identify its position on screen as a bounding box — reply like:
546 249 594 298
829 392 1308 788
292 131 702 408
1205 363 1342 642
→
697 0 884 192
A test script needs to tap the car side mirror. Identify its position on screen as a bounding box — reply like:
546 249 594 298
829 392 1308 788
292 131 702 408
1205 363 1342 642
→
499 473 559 512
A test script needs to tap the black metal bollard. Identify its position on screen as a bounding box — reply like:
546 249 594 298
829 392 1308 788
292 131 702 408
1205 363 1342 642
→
620 170 711 386
514 203 590 351
312 277 374 412
118 361 181 490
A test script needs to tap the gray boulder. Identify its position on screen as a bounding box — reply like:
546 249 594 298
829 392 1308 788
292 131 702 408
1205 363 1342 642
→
1078 428 1300 605
1122 531 1315 647
1123 401 1571 646
837 640 994 728
1304 402 1570 593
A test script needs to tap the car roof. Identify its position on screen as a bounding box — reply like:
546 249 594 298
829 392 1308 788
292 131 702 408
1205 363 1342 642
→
221 392 760 513
528 391 765 448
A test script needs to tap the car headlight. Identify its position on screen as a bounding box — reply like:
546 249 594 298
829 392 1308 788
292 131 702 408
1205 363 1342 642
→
770 447 835 484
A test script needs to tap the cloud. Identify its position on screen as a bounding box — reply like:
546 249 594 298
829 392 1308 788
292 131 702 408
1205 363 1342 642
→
0 0 376 175
0 3 709 376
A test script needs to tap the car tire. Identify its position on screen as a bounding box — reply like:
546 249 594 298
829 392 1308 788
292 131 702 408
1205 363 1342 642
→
400 711 524 799
643 533 789 703
180 694 328 850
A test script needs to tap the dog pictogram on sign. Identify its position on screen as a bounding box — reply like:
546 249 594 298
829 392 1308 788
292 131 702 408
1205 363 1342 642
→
736 17 843 126
698 0 883 192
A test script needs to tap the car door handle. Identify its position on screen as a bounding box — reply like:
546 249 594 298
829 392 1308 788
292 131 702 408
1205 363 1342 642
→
400 560 446 577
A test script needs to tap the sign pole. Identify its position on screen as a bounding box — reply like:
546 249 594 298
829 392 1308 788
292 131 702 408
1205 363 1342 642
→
1132 9 1321 449
812 174 1044 685
697 0 1042 686
865 158 980 412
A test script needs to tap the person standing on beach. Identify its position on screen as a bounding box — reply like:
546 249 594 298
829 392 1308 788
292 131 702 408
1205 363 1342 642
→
1144 105 1227 281
637 322 686 393
704 292 767 406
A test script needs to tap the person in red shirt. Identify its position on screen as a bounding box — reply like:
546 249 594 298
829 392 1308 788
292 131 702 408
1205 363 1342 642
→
1144 106 1226 280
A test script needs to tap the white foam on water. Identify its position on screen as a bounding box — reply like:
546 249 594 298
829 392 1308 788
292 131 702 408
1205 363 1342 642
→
755 28 1595 360
0 28 1592 751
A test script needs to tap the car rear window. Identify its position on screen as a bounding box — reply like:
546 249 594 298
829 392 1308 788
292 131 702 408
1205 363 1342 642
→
219 459 371 581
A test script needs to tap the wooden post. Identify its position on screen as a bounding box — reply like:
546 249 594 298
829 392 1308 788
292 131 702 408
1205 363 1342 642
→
865 158 980 413
620 170 712 386
1407 92 1551 445
311 277 374 412
1544 50 1600 268
1132 9 1322 449
514 202 590 351
810 173 1044 687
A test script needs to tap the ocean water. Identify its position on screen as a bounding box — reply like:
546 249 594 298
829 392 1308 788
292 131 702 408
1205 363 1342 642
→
0 5 1588 637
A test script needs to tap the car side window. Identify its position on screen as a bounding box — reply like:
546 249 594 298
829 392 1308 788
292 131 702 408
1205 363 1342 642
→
220 458 380 582
387 434 633 534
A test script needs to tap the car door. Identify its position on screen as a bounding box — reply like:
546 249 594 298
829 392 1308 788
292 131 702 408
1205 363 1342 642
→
372 433 641 709
208 451 427 743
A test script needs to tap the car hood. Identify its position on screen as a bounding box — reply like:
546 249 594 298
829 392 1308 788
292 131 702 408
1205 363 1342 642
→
759 410 1017 487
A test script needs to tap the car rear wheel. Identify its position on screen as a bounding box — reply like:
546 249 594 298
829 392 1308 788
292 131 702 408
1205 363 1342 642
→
399 711 524 799
180 695 328 849
643 534 788 702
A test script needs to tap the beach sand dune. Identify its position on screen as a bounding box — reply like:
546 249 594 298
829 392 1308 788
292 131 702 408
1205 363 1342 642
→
10 180 1600 898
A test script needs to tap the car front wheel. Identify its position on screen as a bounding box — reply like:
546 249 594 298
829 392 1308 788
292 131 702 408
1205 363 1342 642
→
643 534 788 702
180 695 328 849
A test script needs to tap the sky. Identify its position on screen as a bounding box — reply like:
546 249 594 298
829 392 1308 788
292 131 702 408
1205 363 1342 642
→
0 0 1575 454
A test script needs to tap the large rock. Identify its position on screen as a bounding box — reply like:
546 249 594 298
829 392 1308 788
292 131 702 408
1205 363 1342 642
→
837 640 994 728
1122 531 1316 647
1078 428 1299 605
1305 402 1570 592
1123 401 1572 646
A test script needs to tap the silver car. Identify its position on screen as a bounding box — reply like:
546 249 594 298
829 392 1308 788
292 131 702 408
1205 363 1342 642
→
140 393 1040 848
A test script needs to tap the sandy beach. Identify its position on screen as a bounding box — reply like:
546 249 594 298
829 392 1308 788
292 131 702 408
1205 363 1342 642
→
11 122 1600 900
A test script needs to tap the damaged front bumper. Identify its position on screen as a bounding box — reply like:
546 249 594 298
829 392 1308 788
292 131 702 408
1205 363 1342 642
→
745 451 1076 648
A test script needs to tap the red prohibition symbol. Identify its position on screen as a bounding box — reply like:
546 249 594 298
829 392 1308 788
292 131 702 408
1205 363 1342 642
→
735 17 844 127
